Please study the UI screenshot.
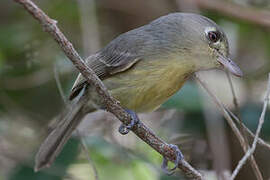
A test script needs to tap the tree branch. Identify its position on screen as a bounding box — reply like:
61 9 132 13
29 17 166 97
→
228 110 270 150
225 72 263 180
231 73 270 179
13 0 202 179
194 73 263 180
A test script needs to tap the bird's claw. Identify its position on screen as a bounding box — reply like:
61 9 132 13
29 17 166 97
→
161 144 183 175
118 109 140 135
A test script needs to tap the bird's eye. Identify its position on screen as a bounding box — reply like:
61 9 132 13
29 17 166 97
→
207 31 220 43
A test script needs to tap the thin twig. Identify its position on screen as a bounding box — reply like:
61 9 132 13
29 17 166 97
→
76 1 100 179
194 73 263 180
13 0 202 179
54 64 68 105
54 63 99 180
76 131 99 180
201 93 231 178
231 73 270 179
225 71 263 179
225 72 245 145
226 72 240 113
196 76 270 150
227 110 270 150
195 73 244 145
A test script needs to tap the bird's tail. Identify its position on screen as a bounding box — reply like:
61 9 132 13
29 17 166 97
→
35 96 94 172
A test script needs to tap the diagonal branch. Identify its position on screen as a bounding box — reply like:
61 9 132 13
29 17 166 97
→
13 0 202 179
228 110 270 150
225 72 263 180
194 73 263 180
54 64 99 180
231 73 270 179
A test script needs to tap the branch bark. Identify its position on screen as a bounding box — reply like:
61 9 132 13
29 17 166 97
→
225 72 263 180
194 73 263 180
231 73 270 179
13 0 202 179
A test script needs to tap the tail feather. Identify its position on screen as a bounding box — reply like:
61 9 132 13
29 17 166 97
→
35 97 93 171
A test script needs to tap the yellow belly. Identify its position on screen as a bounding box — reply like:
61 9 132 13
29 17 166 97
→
103 58 193 112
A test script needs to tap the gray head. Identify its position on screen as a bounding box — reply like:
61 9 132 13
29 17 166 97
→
100 13 242 77
144 13 242 76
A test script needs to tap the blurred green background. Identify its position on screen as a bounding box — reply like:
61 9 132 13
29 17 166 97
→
1 0 270 179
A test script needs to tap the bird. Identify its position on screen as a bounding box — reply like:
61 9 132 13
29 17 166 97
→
35 12 242 173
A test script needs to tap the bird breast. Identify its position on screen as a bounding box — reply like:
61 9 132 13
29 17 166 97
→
103 57 193 112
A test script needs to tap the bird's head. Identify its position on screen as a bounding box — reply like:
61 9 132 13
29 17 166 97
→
197 23 243 77
164 13 243 77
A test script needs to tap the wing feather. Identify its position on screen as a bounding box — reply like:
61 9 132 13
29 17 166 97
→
69 51 141 100
68 27 151 100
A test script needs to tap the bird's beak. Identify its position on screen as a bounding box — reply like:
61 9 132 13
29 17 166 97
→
217 52 243 77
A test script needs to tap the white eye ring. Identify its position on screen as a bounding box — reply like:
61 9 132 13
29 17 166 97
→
205 27 221 44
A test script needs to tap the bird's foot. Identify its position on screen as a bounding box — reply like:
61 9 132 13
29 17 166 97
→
118 109 140 135
161 144 184 175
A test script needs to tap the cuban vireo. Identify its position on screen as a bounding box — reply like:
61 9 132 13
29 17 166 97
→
35 13 242 173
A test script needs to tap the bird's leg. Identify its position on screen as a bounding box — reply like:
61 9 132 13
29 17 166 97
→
118 109 140 135
161 144 184 175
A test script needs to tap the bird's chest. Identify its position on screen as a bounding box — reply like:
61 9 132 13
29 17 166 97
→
105 60 192 112
132 70 189 112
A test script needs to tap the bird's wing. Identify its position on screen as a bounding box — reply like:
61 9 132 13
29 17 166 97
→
69 51 141 100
